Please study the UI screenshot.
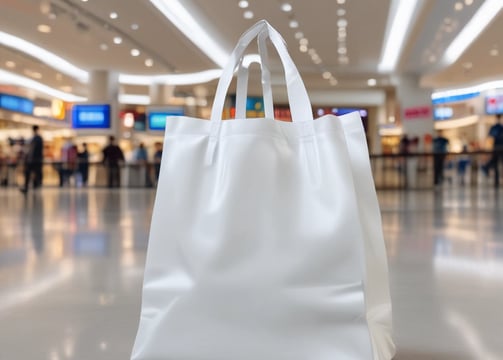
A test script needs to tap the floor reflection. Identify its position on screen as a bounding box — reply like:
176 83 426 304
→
0 187 501 359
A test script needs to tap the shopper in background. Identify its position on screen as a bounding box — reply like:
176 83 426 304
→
153 142 163 184
20 125 44 194
482 114 503 187
0 143 7 186
133 142 148 163
432 130 449 187
102 136 125 188
78 143 89 187
59 138 78 187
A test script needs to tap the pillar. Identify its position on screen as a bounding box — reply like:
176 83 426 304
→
88 70 120 137
395 75 434 152
149 83 175 105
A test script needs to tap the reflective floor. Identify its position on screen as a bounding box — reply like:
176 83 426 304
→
0 187 501 359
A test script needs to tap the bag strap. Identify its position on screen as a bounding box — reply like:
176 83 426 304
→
206 20 314 165
235 32 274 120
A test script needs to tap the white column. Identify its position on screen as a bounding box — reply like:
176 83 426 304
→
149 83 175 105
88 70 120 136
396 75 434 151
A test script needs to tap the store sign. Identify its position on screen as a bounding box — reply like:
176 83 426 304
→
147 107 184 131
0 93 34 115
486 95 503 115
434 107 453 120
403 105 431 120
72 104 111 129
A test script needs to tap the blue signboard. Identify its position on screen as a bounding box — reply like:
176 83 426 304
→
432 92 480 105
148 108 184 130
72 104 111 129
0 93 34 115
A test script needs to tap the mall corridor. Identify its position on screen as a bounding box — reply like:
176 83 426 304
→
0 187 501 359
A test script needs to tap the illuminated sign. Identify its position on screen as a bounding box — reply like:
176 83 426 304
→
434 107 453 120
72 104 111 129
147 107 184 130
486 95 503 115
0 93 33 114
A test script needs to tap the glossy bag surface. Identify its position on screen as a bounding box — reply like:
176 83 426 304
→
131 20 392 360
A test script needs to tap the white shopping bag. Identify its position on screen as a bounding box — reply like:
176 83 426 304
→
131 20 394 360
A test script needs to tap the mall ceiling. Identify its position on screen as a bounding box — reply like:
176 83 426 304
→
0 0 502 101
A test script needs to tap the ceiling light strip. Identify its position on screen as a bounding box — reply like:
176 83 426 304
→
0 69 87 102
0 31 89 82
149 0 229 67
442 0 503 66
378 0 422 72
432 79 503 100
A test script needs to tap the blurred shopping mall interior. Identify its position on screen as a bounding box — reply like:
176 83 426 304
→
0 0 503 359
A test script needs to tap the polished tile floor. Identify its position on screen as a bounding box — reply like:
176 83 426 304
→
0 187 501 359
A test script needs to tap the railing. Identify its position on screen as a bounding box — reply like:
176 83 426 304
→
0 150 501 189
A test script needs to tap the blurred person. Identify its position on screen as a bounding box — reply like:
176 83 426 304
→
153 142 163 183
482 114 503 187
457 133 470 185
102 136 125 188
0 143 7 186
78 142 90 186
20 126 43 194
59 138 78 187
133 142 148 163
432 130 449 186
133 142 153 187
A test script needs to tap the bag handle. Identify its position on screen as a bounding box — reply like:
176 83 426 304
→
235 32 274 120
206 21 314 165
235 33 274 120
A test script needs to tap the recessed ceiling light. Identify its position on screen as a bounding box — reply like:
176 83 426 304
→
131 23 139 30
367 78 377 86
337 9 346 16
299 38 308 46
238 0 249 8
338 47 347 54
131 48 140 56
313 58 322 64
113 36 122 44
81 0 88 2
25 70 42 79
110 12 118 19
289 20 299 28
337 0 346 4
243 10 254 19
308 48 316 55
311 53 320 60
281 3 293 12
490 48 499 56
337 19 348 27
330 78 338 86
322 71 332 79
100 43 108 50
294 32 304 39
455 2 463 11
145 58 154 67
37 24 51 33
299 45 308 52
5 61 15 68
465 0 473 5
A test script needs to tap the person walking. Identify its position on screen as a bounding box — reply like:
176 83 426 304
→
20 125 44 194
102 136 125 188
482 114 503 187
432 130 449 187
78 142 90 186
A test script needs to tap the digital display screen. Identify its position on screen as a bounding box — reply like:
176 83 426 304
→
434 107 453 120
0 93 34 114
486 95 503 115
72 104 111 129
148 107 184 130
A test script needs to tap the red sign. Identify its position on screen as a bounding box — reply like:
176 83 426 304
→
404 106 431 120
